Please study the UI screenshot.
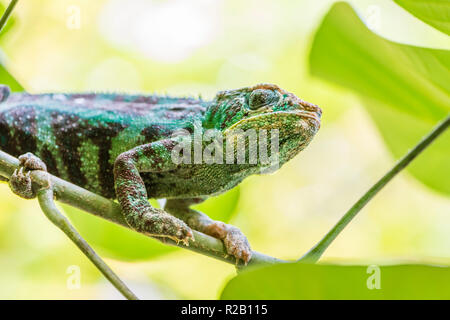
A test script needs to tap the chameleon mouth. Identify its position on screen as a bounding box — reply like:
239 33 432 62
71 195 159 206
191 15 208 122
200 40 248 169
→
226 109 321 133
293 109 321 129
278 92 322 127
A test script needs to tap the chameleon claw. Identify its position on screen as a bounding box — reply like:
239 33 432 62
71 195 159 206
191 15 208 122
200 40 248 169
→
9 163 36 199
186 229 194 242
166 235 181 245
180 233 193 246
165 231 192 247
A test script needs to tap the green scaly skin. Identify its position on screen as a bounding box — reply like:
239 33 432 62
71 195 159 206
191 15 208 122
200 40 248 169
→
0 83 321 263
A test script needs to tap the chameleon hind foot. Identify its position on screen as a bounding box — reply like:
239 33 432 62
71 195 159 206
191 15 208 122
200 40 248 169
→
204 222 252 265
9 152 47 199
165 199 252 264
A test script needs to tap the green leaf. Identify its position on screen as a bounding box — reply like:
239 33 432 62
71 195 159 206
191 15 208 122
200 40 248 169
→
0 2 22 91
62 187 239 261
364 98 450 194
221 263 450 299
309 2 450 194
193 186 240 222
0 64 23 91
394 0 450 35
62 203 178 261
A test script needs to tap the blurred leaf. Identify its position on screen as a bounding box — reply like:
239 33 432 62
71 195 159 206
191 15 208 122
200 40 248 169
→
62 188 239 261
309 2 450 194
310 2 449 121
394 0 450 35
0 64 22 91
62 203 178 261
0 1 22 91
221 262 450 299
193 186 240 222
364 98 450 194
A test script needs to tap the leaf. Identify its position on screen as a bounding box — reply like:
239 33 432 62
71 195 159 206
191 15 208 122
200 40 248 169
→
221 262 450 299
0 64 23 91
310 2 449 122
62 187 240 261
394 0 450 35
309 2 450 194
62 203 178 261
364 98 450 194
0 2 22 91
193 186 240 222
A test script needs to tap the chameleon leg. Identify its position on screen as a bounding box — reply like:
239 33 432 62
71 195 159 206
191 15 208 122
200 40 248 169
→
113 141 193 244
9 152 47 199
165 198 252 264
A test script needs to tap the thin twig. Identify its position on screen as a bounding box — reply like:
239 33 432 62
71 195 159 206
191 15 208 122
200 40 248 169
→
0 0 18 33
299 114 450 263
37 186 139 300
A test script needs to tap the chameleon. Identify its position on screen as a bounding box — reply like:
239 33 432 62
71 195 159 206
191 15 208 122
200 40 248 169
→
0 83 321 264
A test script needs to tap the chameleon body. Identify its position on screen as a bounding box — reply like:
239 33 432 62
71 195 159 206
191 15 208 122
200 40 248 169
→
0 84 321 263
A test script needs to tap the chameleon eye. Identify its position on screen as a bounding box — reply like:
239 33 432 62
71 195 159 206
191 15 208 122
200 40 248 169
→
248 89 278 110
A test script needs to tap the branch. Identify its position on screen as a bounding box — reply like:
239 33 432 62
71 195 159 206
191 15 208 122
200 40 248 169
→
0 150 284 267
37 186 138 300
299 114 450 263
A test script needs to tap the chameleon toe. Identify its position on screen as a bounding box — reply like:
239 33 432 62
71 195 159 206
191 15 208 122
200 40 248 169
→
9 167 35 199
174 225 194 246
18 152 47 171
218 224 252 265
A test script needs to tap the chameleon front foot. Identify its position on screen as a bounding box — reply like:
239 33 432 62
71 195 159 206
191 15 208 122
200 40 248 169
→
126 208 194 246
18 152 47 171
157 212 195 245
204 222 252 265
164 199 253 264
9 152 47 199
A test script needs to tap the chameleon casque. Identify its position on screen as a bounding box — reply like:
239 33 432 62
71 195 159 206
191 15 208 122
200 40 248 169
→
0 83 321 264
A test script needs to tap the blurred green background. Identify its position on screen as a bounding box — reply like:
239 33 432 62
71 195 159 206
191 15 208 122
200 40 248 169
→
0 0 448 299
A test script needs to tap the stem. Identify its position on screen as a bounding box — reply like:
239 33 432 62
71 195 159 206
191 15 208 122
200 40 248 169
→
299 114 450 263
37 187 139 300
0 0 19 33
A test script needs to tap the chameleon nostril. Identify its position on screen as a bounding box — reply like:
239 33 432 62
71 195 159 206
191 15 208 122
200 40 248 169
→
316 107 322 118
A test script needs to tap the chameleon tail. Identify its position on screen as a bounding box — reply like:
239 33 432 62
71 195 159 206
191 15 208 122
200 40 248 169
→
0 85 10 102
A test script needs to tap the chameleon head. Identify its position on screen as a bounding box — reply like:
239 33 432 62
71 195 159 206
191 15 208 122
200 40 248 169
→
204 83 322 167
